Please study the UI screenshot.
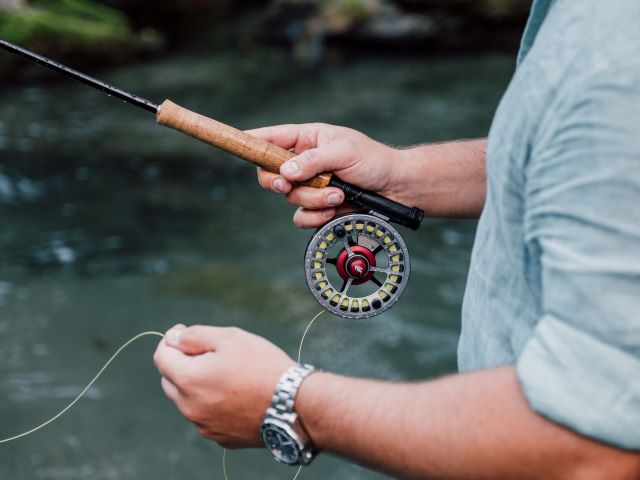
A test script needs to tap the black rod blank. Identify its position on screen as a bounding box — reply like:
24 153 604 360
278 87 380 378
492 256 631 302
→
0 40 159 114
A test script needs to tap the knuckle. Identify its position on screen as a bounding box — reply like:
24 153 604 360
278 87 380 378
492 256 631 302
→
161 377 172 391
198 428 217 441
224 326 242 339
263 127 274 141
342 137 357 152
175 370 196 390
299 128 319 150
179 329 195 345
257 171 274 188
317 125 336 142
300 148 319 168
299 195 321 210
285 192 299 206
293 209 305 228
257 173 269 189
175 378 189 392
317 191 333 208
181 406 200 423
312 122 331 134
184 327 207 346
336 138 358 164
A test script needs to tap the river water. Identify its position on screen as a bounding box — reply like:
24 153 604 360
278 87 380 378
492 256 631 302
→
0 48 514 479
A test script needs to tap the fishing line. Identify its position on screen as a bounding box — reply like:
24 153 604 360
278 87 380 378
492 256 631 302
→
0 331 164 445
297 310 326 365
0 311 327 479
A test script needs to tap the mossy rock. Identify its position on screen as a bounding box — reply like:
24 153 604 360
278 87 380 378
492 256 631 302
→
0 0 158 77
319 0 383 33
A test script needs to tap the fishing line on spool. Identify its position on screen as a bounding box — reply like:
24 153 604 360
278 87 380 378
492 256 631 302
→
0 311 327 480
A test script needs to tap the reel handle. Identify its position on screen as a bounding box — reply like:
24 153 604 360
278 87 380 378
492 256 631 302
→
157 100 332 189
157 100 424 230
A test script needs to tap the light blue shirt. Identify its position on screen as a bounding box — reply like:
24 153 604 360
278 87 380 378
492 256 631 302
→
459 0 640 449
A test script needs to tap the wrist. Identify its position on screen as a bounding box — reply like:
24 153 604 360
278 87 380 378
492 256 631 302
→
294 371 336 451
384 146 423 209
387 139 488 217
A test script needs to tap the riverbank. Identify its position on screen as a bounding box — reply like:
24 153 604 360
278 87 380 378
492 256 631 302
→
264 0 529 62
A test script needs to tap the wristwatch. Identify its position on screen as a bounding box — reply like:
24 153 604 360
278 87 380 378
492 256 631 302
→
260 364 320 466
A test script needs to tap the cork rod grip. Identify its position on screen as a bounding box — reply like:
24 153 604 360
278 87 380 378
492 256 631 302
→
156 100 332 189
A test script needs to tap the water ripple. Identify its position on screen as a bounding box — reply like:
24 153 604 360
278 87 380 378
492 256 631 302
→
3 372 103 402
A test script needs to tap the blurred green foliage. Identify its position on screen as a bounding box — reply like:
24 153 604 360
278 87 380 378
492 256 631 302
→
0 0 134 45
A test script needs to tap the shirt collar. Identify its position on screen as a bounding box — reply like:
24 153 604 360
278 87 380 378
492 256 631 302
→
517 0 557 65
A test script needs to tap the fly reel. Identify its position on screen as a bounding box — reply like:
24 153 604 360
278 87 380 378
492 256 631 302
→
304 213 410 319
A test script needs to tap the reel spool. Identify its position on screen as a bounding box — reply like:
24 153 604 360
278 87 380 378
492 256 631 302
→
304 213 410 319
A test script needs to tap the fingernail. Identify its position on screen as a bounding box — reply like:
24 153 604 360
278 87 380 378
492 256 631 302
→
166 328 182 346
281 161 299 176
326 192 342 206
272 178 284 193
324 209 335 218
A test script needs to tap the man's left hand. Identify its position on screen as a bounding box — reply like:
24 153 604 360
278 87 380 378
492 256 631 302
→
153 325 295 449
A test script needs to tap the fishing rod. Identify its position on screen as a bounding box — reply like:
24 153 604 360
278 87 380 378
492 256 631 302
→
0 40 424 318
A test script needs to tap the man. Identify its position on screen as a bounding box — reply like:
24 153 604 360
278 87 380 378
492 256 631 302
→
154 1 640 478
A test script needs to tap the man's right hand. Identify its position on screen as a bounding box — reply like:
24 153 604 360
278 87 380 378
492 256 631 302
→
248 123 403 228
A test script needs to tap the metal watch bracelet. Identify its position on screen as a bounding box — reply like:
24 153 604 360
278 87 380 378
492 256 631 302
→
260 364 320 466
270 364 317 415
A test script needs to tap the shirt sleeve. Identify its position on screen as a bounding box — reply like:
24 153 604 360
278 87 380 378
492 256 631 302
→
517 65 640 450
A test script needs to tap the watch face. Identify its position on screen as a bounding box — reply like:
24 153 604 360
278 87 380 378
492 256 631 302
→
261 423 301 465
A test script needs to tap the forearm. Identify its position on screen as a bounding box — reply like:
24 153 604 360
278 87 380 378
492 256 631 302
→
390 139 487 218
297 367 640 479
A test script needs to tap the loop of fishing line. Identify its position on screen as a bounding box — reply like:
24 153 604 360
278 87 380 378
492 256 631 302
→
0 331 164 445
0 311 327 480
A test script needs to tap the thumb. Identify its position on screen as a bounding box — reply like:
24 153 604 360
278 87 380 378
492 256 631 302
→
165 325 215 356
280 140 357 182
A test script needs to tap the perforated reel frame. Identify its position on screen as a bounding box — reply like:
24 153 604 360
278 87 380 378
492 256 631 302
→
304 213 411 319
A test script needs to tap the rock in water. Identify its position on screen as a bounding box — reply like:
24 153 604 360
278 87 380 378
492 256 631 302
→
266 0 438 62
0 0 25 11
